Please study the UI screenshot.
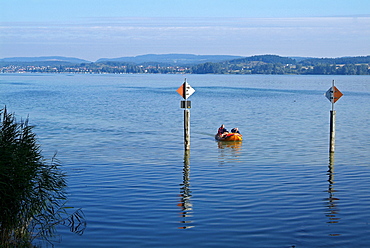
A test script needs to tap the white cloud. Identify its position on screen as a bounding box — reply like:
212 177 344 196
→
1 17 369 60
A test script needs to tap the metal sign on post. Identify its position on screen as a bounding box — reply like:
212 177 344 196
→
325 86 343 103
325 81 343 110
325 80 343 153
177 79 195 150
177 79 195 100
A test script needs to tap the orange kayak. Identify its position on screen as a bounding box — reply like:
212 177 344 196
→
215 133 243 141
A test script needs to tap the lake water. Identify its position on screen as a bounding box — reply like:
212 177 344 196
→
1 73 370 247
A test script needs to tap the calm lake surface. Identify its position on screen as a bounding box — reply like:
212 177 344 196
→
1 73 370 247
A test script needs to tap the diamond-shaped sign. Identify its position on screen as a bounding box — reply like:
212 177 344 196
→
177 81 195 100
325 86 343 103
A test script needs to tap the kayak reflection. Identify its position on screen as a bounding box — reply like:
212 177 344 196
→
217 141 243 165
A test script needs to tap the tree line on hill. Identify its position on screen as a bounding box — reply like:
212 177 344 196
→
1 55 370 75
191 55 370 75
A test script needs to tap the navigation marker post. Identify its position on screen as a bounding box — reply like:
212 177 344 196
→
325 80 343 153
177 79 195 150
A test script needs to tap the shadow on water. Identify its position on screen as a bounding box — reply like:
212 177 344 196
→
217 141 243 165
178 150 194 229
325 152 341 236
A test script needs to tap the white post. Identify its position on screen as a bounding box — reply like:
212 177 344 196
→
329 110 336 153
329 80 336 153
184 109 190 150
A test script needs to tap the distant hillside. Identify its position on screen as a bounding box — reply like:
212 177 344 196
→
0 56 91 64
228 55 296 65
289 57 313 62
226 54 370 66
299 55 370 65
1 54 369 75
96 54 244 65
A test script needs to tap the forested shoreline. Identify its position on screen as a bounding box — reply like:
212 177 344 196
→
1 55 370 75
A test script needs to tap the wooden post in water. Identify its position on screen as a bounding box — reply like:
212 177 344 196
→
184 108 190 150
329 109 336 153
176 79 195 151
325 80 343 153
329 80 336 153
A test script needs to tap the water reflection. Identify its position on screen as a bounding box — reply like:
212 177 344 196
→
178 150 194 229
217 141 243 165
325 153 341 236
62 208 87 236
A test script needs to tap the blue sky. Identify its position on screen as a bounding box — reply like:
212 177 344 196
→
1 0 369 61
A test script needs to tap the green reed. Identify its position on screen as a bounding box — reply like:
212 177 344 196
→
0 107 85 247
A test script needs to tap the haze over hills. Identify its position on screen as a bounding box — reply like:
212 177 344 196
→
2 54 369 66
0 54 244 65
96 54 244 65
0 56 91 64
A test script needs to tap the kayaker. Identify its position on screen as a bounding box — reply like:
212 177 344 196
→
231 127 240 134
218 124 228 137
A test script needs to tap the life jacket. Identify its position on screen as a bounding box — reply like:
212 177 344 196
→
218 127 226 135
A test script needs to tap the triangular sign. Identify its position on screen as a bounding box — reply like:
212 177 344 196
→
176 84 185 98
332 86 343 103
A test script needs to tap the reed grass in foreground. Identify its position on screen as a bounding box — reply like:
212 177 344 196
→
0 107 85 247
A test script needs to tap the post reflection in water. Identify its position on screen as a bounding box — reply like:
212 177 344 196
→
178 150 194 229
217 141 243 165
326 153 341 236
